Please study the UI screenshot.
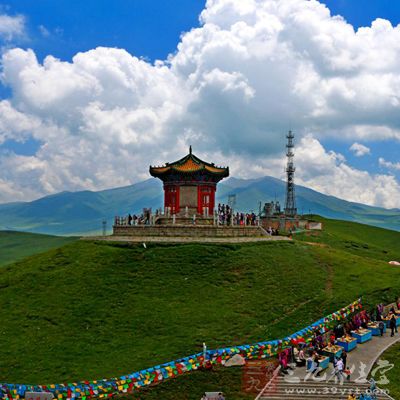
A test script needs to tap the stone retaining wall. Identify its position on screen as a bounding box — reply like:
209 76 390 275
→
113 225 266 237
156 216 214 225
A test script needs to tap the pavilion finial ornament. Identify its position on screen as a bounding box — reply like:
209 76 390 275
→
189 145 192 154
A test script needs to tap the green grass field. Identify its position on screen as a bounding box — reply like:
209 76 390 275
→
295 216 400 262
371 342 400 399
0 218 399 399
0 231 76 267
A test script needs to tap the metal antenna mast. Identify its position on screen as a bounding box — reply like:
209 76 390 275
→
284 130 297 217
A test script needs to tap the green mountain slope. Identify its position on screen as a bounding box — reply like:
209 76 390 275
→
295 216 400 262
0 231 76 267
0 180 163 235
0 177 399 235
0 217 399 393
372 342 400 400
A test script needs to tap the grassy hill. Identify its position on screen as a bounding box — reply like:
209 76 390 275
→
0 231 76 267
295 216 400 262
371 342 400 399
0 218 399 399
1 177 399 235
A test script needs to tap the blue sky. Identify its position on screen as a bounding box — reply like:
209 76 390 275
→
2 0 400 164
1 0 399 62
0 0 400 206
322 0 400 28
0 0 205 63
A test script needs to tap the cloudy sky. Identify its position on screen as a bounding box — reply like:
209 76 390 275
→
0 0 400 209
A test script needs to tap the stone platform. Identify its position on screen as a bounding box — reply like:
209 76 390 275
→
83 235 291 244
155 216 214 225
112 224 268 238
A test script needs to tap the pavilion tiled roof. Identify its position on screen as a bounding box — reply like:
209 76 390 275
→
149 147 229 178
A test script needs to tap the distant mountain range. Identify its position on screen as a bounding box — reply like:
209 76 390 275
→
1 176 400 235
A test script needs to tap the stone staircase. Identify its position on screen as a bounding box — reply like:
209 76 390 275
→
259 376 391 399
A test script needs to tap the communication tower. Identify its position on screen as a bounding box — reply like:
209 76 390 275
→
284 131 297 217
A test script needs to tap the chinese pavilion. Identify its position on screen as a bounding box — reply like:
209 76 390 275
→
150 147 229 216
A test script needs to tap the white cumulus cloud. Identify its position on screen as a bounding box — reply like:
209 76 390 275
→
295 136 400 209
349 142 371 157
0 0 400 208
379 157 400 171
0 13 25 42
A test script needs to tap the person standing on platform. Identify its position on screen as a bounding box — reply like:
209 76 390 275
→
341 349 347 370
336 357 345 381
311 353 320 376
390 315 397 337
379 321 385 336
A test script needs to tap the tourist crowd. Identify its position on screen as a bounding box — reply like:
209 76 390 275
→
217 203 258 226
116 205 263 227
265 226 280 236
115 209 156 226
376 302 399 337
278 299 400 400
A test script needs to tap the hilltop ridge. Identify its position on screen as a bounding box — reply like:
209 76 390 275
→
1 176 399 235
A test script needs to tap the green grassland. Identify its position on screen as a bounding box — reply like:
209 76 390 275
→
375 342 400 399
0 218 399 399
0 231 76 267
127 367 250 400
295 216 400 262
